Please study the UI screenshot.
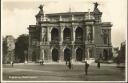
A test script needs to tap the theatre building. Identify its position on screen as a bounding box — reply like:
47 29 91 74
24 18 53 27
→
28 3 112 62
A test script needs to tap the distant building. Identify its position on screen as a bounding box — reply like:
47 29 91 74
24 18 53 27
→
118 41 126 63
3 35 15 63
112 47 119 58
28 3 112 62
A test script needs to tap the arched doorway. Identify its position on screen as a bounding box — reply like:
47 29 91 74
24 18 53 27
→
89 49 93 58
32 51 36 61
64 48 71 61
63 28 71 41
52 48 59 61
76 48 83 61
103 49 108 60
75 27 83 41
51 28 59 41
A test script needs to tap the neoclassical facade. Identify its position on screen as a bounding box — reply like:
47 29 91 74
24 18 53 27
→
28 3 112 62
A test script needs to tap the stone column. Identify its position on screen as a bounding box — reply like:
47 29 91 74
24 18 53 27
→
82 48 85 61
48 48 52 62
93 46 96 59
60 27 64 44
85 48 87 60
59 47 64 61
87 48 90 59
40 48 44 60
72 15 74 20
109 29 111 45
92 26 94 43
86 26 89 42
72 48 76 62
59 28 61 42
108 29 111 60
83 28 86 42
47 27 49 42
59 15 62 21
58 49 61 62
39 27 42 61
72 27 75 42
47 27 51 42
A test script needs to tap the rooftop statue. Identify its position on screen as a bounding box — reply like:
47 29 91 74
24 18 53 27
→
94 2 99 9
39 4 44 10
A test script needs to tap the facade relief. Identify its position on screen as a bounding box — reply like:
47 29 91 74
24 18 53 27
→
86 26 93 42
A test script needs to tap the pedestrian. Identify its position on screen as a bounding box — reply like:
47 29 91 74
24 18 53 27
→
70 59 73 69
85 61 89 75
11 61 14 67
65 60 69 71
65 59 68 65
97 61 100 69
42 60 44 65
39 60 41 65
68 60 72 69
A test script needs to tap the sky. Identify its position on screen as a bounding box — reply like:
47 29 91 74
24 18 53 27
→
2 0 127 47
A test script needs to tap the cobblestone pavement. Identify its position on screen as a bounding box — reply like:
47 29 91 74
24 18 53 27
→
2 62 125 81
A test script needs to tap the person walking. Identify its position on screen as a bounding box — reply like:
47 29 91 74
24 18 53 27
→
85 61 89 75
42 60 44 65
11 61 14 67
65 59 68 65
68 60 72 69
97 61 100 69
39 60 41 65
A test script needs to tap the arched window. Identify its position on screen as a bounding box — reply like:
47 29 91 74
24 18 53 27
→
63 28 71 41
51 28 59 41
75 27 83 41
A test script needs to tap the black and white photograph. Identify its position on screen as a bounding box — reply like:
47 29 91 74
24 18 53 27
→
1 0 127 82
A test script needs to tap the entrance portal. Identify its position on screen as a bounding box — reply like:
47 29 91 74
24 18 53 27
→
103 49 108 60
64 48 71 61
52 48 59 61
76 48 83 61
32 51 36 61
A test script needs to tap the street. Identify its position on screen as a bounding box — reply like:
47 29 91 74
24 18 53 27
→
2 62 125 81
